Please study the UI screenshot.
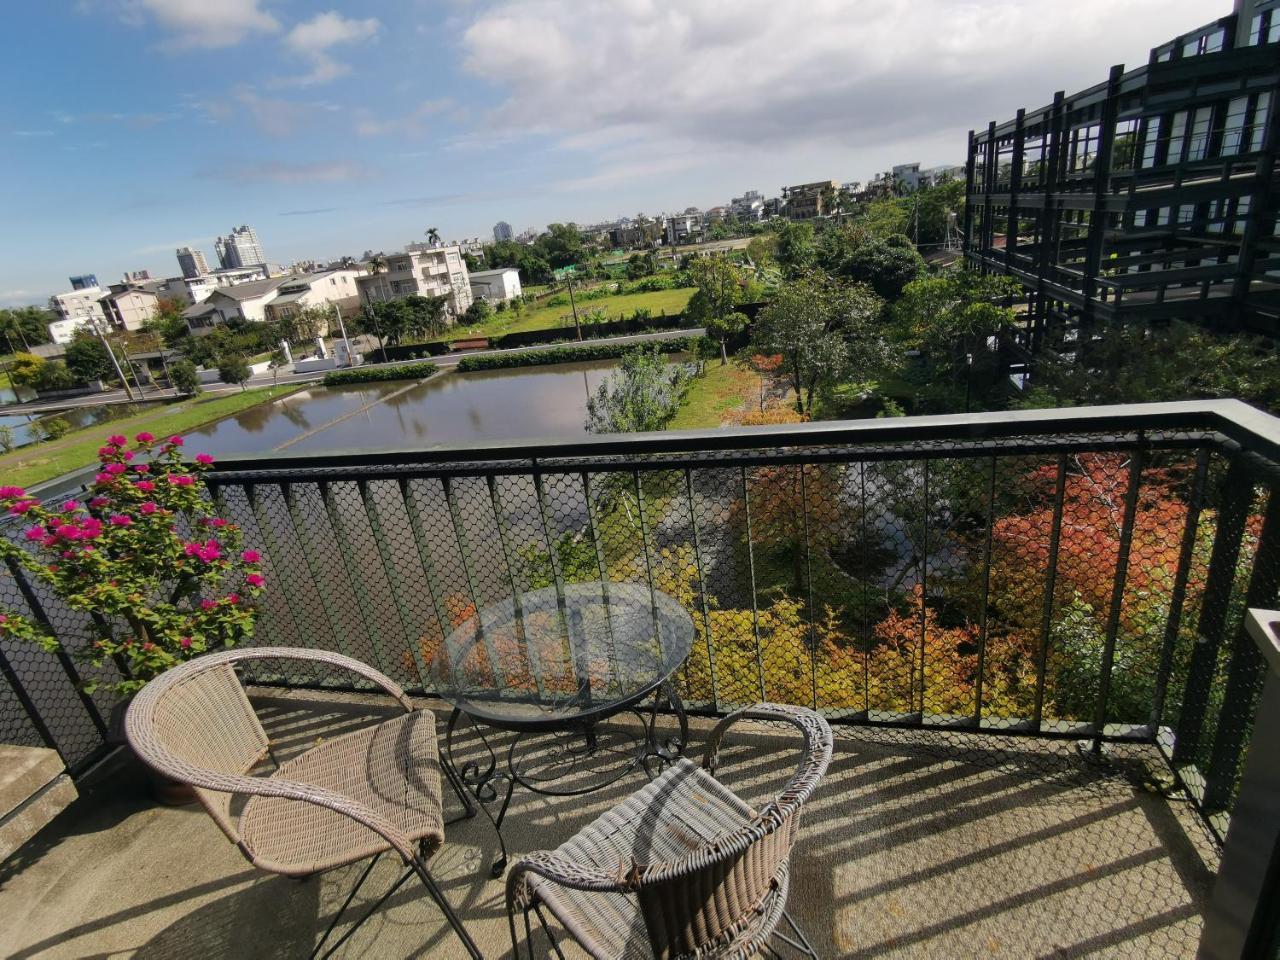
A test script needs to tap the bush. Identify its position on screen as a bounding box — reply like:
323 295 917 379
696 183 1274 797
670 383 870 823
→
35 361 76 392
65 339 115 383
170 359 201 396
323 361 438 386
217 356 252 391
455 338 696 372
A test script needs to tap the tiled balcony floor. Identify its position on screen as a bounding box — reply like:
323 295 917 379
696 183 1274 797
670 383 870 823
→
0 692 1218 959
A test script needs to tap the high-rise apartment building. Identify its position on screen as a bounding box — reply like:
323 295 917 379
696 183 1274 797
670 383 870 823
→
493 221 514 242
69 274 98 290
176 246 210 279
214 225 266 269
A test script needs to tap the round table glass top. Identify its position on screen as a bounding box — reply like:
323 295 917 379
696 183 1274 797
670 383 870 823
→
428 581 695 731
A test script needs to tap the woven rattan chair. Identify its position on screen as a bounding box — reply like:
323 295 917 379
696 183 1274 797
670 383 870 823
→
125 647 482 959
506 702 833 959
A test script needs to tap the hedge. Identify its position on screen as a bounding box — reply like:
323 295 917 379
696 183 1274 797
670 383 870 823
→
455 338 697 372
363 341 450 363
322 361 438 386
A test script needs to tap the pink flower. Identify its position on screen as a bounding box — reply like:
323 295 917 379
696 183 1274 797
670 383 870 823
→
23 526 43 541
179 636 192 650
94 473 113 485
141 641 155 652
210 517 228 527
134 480 155 493
61 550 74 559
108 514 132 527
134 464 150 474
89 496 109 508
201 599 216 610
61 500 80 512
168 436 184 446
121 450 135 461
135 432 154 443
245 573 265 588
198 540 222 563
183 542 200 557
105 463 127 475
195 453 214 465
9 501 35 515
0 615 7 625
0 486 26 500
225 593 240 605
108 435 127 447
139 502 158 515
97 446 115 458
241 549 260 563
169 474 195 487
54 524 80 540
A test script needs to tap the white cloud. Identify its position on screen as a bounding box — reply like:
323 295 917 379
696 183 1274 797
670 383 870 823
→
281 11 381 86
355 98 456 137
123 0 279 49
460 0 1218 185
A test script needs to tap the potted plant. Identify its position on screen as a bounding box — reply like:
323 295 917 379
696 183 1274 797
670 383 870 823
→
0 432 265 802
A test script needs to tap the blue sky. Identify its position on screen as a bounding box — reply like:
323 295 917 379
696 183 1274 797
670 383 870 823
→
1 0 1219 306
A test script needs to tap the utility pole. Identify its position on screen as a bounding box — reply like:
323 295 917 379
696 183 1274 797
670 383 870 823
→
332 303 354 367
90 314 135 402
566 273 582 340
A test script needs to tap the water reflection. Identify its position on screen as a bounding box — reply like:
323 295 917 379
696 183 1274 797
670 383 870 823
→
184 359 632 458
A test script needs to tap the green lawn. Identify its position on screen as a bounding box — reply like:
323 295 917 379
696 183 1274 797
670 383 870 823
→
436 288 695 343
2 386 302 490
669 361 760 430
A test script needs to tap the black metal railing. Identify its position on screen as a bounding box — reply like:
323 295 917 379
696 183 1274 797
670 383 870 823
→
3 399 1280 950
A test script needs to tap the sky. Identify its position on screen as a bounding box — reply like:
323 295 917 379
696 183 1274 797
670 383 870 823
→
0 0 1224 307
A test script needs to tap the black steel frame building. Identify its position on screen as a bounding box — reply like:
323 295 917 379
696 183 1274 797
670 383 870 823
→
964 1 1280 356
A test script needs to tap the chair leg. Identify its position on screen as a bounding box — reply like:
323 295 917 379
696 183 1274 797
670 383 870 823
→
533 904 566 960
410 856 484 960
310 854 381 959
768 908 820 958
318 861 416 959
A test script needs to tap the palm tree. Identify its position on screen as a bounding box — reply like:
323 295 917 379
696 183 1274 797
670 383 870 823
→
367 254 386 275
425 227 441 247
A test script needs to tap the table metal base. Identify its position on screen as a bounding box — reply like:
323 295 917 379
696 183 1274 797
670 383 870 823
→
442 682 688 878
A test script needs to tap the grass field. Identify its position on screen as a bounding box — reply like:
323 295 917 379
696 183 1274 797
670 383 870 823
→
669 361 760 430
435 287 695 343
1 386 301 490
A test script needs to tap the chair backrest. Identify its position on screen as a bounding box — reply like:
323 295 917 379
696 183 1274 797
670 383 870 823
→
126 653 268 841
634 705 833 959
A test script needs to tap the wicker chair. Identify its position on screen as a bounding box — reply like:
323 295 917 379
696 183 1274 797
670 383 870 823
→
124 647 482 959
506 702 833 960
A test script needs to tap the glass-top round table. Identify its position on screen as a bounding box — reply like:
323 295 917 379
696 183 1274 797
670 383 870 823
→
428 580 695 877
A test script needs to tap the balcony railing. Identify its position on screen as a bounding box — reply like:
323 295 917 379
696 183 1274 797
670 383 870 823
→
3 399 1280 954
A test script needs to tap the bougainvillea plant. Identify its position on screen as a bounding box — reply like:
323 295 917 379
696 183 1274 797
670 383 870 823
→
0 432 264 694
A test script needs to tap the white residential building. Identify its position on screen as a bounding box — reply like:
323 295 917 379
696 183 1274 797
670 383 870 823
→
263 270 363 327
730 191 765 221
469 267 522 302
665 212 704 246
47 287 108 344
99 285 158 332
893 163 923 192
921 164 966 186
357 246 473 317
183 276 288 333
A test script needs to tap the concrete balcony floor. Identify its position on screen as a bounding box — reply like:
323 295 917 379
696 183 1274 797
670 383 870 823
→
0 692 1218 959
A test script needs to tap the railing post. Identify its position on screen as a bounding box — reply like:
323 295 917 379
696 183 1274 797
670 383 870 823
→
1198 609 1280 959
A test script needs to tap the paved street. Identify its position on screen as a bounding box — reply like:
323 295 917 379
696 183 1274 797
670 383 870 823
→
0 327 702 416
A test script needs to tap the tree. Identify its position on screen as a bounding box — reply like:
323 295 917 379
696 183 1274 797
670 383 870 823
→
267 347 289 385
354 304 387 357
170 359 201 396
685 257 746 364
34 417 70 442
754 272 891 414
8 352 47 388
217 356 252 391
586 347 694 433
838 233 924 300
0 425 14 452
367 254 387 275
775 222 816 278
278 305 329 344
425 227 441 246
65 338 115 382
403 294 449 341
0 306 53 353
463 298 493 325
141 298 190 349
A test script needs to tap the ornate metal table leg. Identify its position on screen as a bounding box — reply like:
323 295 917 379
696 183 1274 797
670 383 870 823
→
641 679 689 777
445 707 516 878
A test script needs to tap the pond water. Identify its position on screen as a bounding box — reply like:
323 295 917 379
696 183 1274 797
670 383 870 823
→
0 405 143 450
185 358 660 458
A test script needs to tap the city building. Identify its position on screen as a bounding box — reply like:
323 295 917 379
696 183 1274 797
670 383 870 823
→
47 286 107 344
68 274 98 291
214 225 266 269
730 191 765 221
609 218 662 248
493 221 514 242
176 246 210 279
356 246 473 317
122 270 152 284
183 276 289 333
920 164 965 186
99 285 158 332
964 0 1280 352
263 270 363 328
892 163 923 192
782 180 840 219
468 267 522 303
665 212 704 245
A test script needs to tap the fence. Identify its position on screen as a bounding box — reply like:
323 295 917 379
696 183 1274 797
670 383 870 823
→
3 400 1280 943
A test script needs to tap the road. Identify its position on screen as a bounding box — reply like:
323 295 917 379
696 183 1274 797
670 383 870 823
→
0 327 703 415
